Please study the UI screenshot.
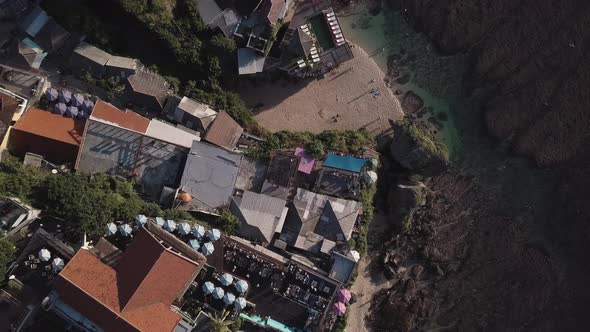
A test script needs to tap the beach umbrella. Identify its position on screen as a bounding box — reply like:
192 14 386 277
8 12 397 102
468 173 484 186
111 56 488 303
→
235 279 248 293
212 287 225 299
53 102 67 115
234 297 247 309
82 99 94 112
201 242 214 255
178 222 191 236
155 217 165 227
332 302 346 316
188 239 200 251
191 225 205 238
337 289 352 303
163 219 176 232
105 222 117 236
221 273 234 286
58 90 71 103
118 224 133 237
223 292 236 305
347 250 360 262
364 171 378 184
202 281 215 294
135 214 148 227
52 257 65 271
208 228 221 241
38 248 51 262
65 106 78 118
71 93 84 107
45 88 58 102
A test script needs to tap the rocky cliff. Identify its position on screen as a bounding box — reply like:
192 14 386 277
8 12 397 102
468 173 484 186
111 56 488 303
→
400 0 590 166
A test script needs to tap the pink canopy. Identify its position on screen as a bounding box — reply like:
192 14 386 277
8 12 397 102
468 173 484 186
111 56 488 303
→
294 147 315 174
337 288 351 303
332 302 346 316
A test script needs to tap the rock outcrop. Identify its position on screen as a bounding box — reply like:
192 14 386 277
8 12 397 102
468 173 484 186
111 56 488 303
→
369 170 565 331
390 120 448 173
398 0 590 166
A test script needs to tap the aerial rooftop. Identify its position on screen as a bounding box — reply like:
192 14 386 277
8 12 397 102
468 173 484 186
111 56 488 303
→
54 226 206 332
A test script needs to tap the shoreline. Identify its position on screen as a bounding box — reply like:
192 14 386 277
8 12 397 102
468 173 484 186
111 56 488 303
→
241 44 404 135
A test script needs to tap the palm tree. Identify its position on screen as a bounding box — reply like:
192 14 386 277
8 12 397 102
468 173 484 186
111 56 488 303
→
210 310 233 332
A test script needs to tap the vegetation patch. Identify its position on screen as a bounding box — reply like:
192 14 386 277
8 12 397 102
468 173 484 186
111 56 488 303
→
400 118 449 161
0 158 193 238
349 183 377 256
249 129 374 160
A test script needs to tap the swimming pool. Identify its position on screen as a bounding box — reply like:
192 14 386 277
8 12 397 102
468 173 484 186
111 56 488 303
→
309 14 335 51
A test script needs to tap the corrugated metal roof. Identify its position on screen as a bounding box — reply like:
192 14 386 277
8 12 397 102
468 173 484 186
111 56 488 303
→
145 119 200 148
180 141 242 212
177 96 217 119
106 55 137 70
204 111 243 150
234 191 288 243
127 69 170 107
74 42 112 66
90 100 150 134
238 48 265 75
288 188 360 243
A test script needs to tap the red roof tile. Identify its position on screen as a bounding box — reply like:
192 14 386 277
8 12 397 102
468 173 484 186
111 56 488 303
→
204 111 243 150
91 100 150 133
13 108 84 146
56 227 203 332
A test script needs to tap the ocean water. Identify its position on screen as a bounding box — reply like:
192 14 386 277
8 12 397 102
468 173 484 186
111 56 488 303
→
338 6 463 158
337 4 590 309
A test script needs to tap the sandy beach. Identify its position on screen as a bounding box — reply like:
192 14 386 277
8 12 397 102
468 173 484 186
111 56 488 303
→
239 44 404 135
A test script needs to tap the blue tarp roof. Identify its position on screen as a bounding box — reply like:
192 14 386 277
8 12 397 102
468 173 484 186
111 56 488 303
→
322 152 367 173
21 7 49 37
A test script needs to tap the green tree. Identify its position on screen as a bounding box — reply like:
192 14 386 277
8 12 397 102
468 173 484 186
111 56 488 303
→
211 34 236 52
217 208 240 235
210 310 232 332
0 237 16 280
304 139 325 157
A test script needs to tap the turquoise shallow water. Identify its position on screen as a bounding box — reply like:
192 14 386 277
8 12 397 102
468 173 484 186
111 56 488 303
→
338 7 463 158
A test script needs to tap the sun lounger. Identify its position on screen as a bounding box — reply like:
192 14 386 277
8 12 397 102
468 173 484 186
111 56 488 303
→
332 28 341 34
336 38 344 43
334 33 343 39
330 21 338 26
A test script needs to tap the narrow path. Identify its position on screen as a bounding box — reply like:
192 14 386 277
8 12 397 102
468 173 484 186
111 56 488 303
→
346 213 393 331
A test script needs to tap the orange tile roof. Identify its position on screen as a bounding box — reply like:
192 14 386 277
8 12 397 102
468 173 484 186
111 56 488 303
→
56 227 203 332
204 111 243 150
13 108 84 146
91 100 150 133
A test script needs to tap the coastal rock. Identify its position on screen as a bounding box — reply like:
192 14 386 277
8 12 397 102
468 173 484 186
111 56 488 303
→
395 73 411 84
398 0 590 166
388 179 426 216
401 91 425 114
390 120 449 174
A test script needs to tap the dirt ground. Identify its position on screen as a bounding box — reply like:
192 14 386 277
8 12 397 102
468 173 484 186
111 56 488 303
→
346 213 393 332
239 44 404 135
